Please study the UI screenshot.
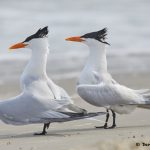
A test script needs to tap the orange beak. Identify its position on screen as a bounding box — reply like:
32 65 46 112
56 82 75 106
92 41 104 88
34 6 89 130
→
65 36 84 42
9 42 28 51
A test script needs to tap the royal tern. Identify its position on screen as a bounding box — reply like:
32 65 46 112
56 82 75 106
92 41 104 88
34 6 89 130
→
66 28 150 129
0 26 105 135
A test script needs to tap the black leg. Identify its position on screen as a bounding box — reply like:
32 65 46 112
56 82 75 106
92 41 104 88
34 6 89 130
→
96 109 110 129
108 110 116 129
104 109 110 128
34 123 50 135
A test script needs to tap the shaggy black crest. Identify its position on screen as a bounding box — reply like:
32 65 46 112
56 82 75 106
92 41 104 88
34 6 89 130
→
81 28 110 45
24 26 48 42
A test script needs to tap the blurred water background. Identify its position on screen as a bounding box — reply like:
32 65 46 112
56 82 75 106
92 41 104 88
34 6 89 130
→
0 0 150 81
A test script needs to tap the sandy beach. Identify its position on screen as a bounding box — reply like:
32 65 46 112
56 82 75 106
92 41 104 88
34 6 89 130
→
0 73 149 150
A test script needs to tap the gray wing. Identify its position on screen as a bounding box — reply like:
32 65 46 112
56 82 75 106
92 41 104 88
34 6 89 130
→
46 78 86 113
77 83 146 107
0 92 71 125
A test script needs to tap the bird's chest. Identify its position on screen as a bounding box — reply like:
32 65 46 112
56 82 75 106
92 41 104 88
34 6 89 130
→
78 68 110 85
79 70 98 85
26 79 55 101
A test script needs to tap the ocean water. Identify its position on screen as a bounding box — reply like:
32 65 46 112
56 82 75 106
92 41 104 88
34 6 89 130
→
0 0 150 78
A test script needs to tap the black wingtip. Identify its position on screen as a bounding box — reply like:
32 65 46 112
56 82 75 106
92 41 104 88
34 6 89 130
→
41 112 106 123
61 111 106 118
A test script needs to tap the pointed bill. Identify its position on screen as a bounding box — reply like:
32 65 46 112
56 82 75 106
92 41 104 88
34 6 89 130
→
65 36 84 42
9 42 28 51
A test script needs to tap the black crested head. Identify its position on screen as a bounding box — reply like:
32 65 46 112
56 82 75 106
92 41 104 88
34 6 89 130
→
24 26 48 42
81 28 110 45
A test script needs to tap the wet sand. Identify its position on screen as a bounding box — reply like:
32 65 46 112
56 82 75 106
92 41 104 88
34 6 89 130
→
0 73 150 150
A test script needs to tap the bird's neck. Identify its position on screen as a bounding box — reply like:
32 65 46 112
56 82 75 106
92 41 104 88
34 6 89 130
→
79 43 107 85
21 48 49 86
87 44 107 72
30 50 48 76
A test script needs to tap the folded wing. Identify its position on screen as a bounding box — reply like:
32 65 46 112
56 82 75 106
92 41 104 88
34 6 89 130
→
77 83 147 107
